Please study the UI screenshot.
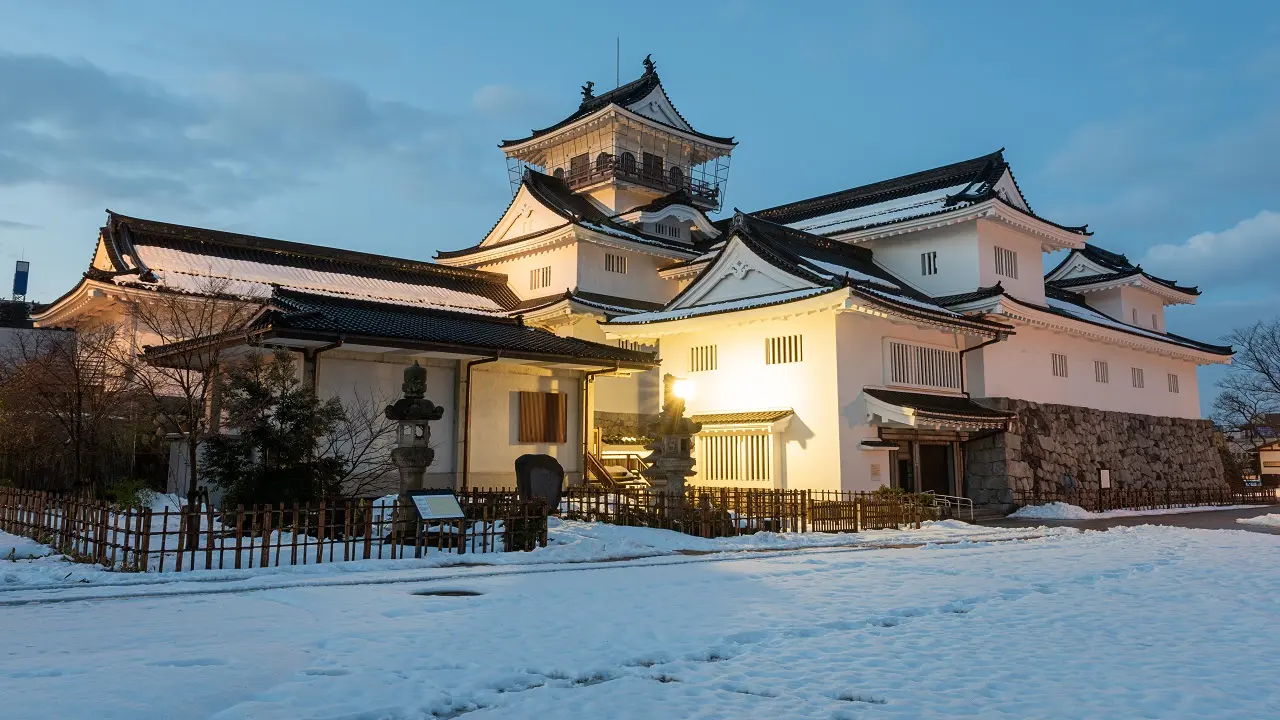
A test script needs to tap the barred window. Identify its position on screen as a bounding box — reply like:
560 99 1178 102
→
1167 373 1180 394
765 335 803 365
529 266 551 290
886 340 961 391
1131 367 1145 389
1152 313 1159 331
697 433 773 483
654 223 683 239
921 251 938 276
1052 353 1068 378
1094 360 1109 384
605 253 628 274
994 246 1018 279
690 345 717 372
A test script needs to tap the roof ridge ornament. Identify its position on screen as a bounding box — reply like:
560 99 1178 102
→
581 80 595 103
642 54 656 75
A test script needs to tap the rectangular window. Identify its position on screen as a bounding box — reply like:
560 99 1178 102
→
604 253 628 274
642 152 664 180
994 246 1018 279
1131 367 1145 389
921 251 938 276
517 391 567 444
690 344 717 372
1152 313 1159 331
1167 373 1180 394
529 266 551 290
886 340 962 391
616 338 651 352
765 335 804 365
1132 308 1139 325
654 223 683 239
697 433 773 483
569 153 589 181
1052 353 1068 378
1094 360 1109 384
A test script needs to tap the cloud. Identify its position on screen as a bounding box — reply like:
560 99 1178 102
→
472 84 542 117
1140 210 1280 289
0 218 40 230
0 52 489 210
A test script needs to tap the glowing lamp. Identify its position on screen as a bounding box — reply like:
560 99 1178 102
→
671 378 695 401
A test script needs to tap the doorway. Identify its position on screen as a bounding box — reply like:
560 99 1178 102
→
919 444 952 495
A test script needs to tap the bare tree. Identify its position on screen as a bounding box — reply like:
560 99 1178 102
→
0 321 139 490
318 386 400 499
120 278 261 494
1214 320 1280 465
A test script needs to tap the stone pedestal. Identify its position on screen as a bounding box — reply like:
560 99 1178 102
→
640 375 703 509
384 361 445 496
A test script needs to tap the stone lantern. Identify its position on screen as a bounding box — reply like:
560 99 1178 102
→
640 374 702 497
384 361 445 494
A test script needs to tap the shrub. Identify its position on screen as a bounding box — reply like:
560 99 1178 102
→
105 478 156 509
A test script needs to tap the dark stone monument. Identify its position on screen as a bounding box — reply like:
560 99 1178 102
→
640 374 702 496
515 454 564 513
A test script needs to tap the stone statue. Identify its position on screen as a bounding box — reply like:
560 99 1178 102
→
384 361 445 494
640 374 701 498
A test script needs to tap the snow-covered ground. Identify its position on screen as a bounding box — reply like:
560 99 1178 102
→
1238 513 1280 528
2 522 1279 719
1008 501 1265 520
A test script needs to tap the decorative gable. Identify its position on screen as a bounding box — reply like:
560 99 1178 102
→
989 168 1029 211
667 236 818 310
482 183 574 247
624 85 693 132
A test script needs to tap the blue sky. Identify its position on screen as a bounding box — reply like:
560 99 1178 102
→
2 1 1278 414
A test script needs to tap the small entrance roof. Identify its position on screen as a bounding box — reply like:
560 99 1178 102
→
861 388 1014 431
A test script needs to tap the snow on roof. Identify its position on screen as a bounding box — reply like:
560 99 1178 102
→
796 255 900 290
128 243 509 315
1040 295 1228 354
608 287 836 325
784 183 973 236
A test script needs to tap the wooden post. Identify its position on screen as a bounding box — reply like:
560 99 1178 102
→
261 504 274 569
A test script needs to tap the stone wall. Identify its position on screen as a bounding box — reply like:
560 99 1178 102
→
594 411 659 443
965 398 1227 507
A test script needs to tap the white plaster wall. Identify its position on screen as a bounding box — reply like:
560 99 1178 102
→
575 240 684 305
658 311 841 490
976 324 1203 418
861 223 980 297
467 364 584 488
1120 286 1167 331
474 241 578 301
976 219 1047 305
835 312 971 492
315 353 459 489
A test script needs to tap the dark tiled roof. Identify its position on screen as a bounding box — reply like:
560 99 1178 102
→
1045 243 1199 296
860 438 900 448
1029 287 1231 355
632 189 702 214
251 289 658 368
752 150 1011 226
691 410 793 425
511 289 667 315
103 211 521 309
749 151 1089 238
436 170 698 260
933 284 1006 307
499 68 735 148
863 388 1014 427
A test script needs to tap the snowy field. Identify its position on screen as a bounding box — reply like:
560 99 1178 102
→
2 522 1279 719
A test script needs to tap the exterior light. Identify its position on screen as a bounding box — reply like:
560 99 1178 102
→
671 378 695 401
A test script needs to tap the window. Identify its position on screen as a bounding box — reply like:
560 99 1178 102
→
994 246 1018 279
690 344 717 372
619 152 636 176
1094 360 1109 384
1052 353 1068 378
921 251 938 276
642 152 664 179
697 433 773 483
517 391 567 443
616 338 651 352
1152 313 1159 331
595 152 613 172
529 266 551 290
1132 308 1138 325
605 253 628 274
1131 367 1145 389
1167 373 1180 394
765 335 803 365
552 167 565 180
569 153 588 181
654 222 683 239
668 165 684 188
886 340 962 391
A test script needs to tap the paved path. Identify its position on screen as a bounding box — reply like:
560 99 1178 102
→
979 503 1280 534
